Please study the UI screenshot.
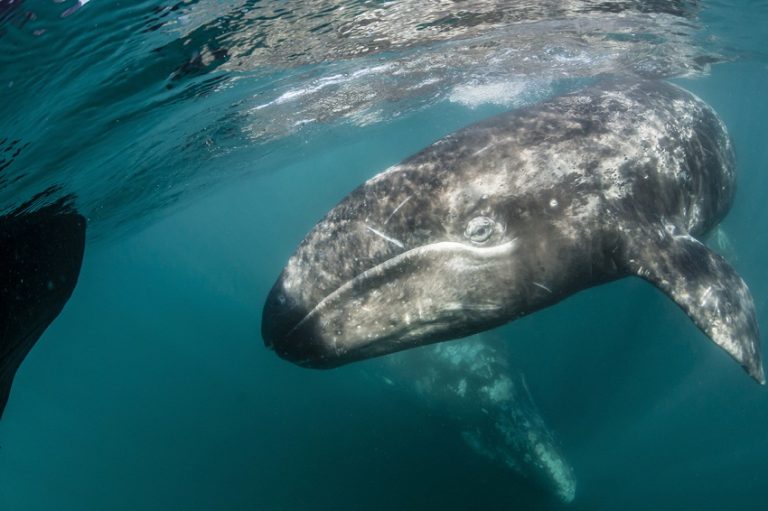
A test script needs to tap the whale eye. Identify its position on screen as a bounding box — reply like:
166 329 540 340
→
464 216 496 244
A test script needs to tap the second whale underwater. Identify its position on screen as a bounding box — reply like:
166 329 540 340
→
371 331 577 502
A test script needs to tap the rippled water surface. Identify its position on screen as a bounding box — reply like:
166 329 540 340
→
0 0 739 237
1 1 768 509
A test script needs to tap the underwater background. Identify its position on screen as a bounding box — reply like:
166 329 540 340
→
1 0 768 509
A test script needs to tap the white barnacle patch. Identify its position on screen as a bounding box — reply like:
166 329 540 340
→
534 441 577 502
434 341 486 369
687 203 703 232
555 194 600 240
480 376 513 403
456 378 468 397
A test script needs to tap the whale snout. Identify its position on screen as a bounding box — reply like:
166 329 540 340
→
261 279 298 354
261 276 341 368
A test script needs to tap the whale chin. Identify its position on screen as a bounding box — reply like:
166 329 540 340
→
262 240 517 368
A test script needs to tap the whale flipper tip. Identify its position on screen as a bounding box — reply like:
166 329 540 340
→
625 224 763 384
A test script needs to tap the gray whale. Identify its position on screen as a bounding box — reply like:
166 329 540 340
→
373 332 576 502
263 79 763 384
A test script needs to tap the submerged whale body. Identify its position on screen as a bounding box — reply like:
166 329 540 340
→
0 200 86 418
374 332 576 502
263 79 763 384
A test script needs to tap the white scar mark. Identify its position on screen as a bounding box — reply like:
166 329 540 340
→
384 195 412 224
473 143 493 157
533 282 553 293
365 225 405 248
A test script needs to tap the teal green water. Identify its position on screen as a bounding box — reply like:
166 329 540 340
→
2 1 768 509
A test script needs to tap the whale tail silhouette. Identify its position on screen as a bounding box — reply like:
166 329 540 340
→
0 200 86 418
623 223 763 383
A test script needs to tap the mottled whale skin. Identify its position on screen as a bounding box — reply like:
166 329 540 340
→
263 79 763 383
375 332 576 502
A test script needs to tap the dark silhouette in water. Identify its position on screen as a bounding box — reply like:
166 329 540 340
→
0 199 86 418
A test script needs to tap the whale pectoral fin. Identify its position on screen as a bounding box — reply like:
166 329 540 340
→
625 227 763 383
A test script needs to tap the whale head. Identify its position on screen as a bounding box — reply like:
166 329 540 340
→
261 129 591 368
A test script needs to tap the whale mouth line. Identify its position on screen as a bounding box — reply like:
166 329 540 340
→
285 239 518 339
